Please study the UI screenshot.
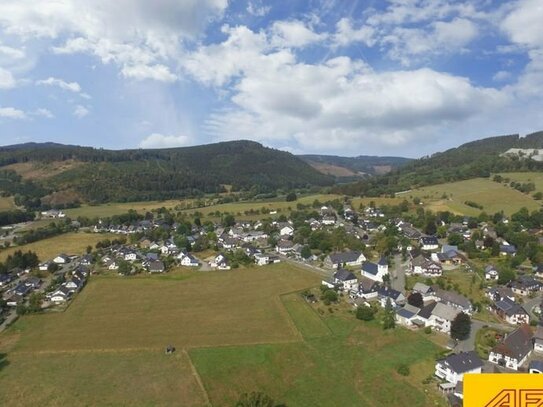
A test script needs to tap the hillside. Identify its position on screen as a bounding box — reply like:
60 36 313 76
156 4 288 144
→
333 131 543 196
0 140 333 207
300 154 412 179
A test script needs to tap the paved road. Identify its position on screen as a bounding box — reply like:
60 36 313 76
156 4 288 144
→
454 319 515 353
390 254 407 293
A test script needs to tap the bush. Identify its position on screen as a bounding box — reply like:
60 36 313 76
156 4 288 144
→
356 306 375 321
424 326 432 334
397 364 410 376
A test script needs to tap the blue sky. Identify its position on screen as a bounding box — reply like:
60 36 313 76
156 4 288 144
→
0 0 542 157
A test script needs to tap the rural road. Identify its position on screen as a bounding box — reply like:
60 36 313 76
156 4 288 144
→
390 254 407 293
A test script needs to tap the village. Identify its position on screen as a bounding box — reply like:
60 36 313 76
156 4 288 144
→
2 198 543 406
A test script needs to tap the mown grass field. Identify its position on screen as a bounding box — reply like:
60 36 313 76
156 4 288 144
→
0 232 117 262
400 178 540 216
65 199 192 218
0 196 16 211
0 264 445 406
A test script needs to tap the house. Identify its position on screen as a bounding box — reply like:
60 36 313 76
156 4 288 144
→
53 254 70 264
529 360 543 374
410 255 442 276
395 304 421 327
322 215 336 225
500 244 517 256
510 277 543 296
0 273 15 287
105 259 119 270
329 269 358 291
49 285 72 303
428 302 461 334
254 253 280 266
180 253 199 267
485 265 499 281
211 254 230 270
494 297 530 325
534 325 543 354
412 282 438 302
80 254 93 266
435 351 483 385
489 324 533 370
65 277 83 292
486 286 515 302
433 249 465 265
325 251 366 269
275 239 295 254
278 223 294 237
148 260 165 273
351 277 379 300
535 264 543 279
361 257 388 283
38 261 53 271
24 276 42 289
433 288 472 314
420 236 439 251
6 293 24 307
378 286 406 308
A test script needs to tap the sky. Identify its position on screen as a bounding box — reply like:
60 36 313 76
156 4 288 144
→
0 0 542 158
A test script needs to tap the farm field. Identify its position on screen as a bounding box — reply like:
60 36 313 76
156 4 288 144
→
64 199 192 218
0 232 117 262
400 178 540 216
0 264 445 406
0 196 16 211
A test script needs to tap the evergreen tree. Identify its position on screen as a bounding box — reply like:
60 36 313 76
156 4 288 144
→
382 298 396 330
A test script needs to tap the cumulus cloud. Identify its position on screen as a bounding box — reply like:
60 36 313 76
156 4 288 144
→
0 106 26 119
0 67 16 89
36 77 81 93
333 18 375 48
0 0 228 82
73 105 90 118
139 133 191 149
0 44 25 59
270 20 327 48
247 1 271 17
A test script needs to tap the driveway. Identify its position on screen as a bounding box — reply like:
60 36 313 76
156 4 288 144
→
454 319 515 353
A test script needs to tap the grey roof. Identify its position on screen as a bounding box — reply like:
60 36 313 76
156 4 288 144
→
492 324 533 360
333 269 357 282
358 277 378 293
329 251 363 264
362 261 378 275
495 298 528 317
439 351 483 374
434 288 472 310
378 256 387 266
529 360 543 372
421 236 439 245
432 302 460 321
412 282 433 294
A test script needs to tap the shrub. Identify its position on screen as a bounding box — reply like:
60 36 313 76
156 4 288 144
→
397 364 410 376
356 306 375 321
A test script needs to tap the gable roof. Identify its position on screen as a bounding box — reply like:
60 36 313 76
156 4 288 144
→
361 261 378 275
434 288 471 310
412 282 433 294
333 269 357 282
418 301 438 319
329 251 363 264
492 324 533 361
439 351 483 374
432 302 460 321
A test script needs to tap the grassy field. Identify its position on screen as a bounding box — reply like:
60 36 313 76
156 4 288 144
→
0 196 16 211
0 264 445 406
64 194 342 219
0 232 117 262
399 178 541 216
498 172 543 194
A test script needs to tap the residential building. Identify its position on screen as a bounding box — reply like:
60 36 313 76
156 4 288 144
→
489 324 533 370
435 351 483 385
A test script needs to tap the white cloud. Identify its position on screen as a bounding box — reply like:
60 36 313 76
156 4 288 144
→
33 108 54 119
120 64 176 82
0 106 26 119
502 0 543 49
493 70 511 82
73 105 90 118
37 77 81 93
247 1 271 17
270 20 327 48
0 0 228 82
139 133 191 149
333 18 375 48
0 67 16 89
0 44 25 59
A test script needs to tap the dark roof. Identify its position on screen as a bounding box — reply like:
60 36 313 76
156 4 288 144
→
358 277 378 293
529 360 543 372
421 236 439 245
492 324 533 360
434 288 471 310
418 301 438 319
333 269 357 282
361 261 378 275
377 286 403 300
495 298 528 317
439 351 483 374
378 256 387 266
397 307 416 319
329 251 362 264
500 244 517 253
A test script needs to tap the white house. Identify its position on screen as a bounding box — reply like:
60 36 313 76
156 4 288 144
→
428 302 460 334
278 223 294 237
420 236 439 251
254 253 281 266
435 351 483 385
49 285 72 303
325 251 366 269
361 257 388 283
53 254 70 264
330 269 358 291
533 325 543 354
180 254 199 267
485 265 499 280
489 324 533 370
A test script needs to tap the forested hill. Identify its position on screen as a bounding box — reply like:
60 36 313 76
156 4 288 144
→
0 140 333 206
299 154 412 179
333 131 543 196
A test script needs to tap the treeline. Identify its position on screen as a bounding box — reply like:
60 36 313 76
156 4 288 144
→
0 210 34 227
333 131 543 197
0 140 332 206
0 250 39 273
